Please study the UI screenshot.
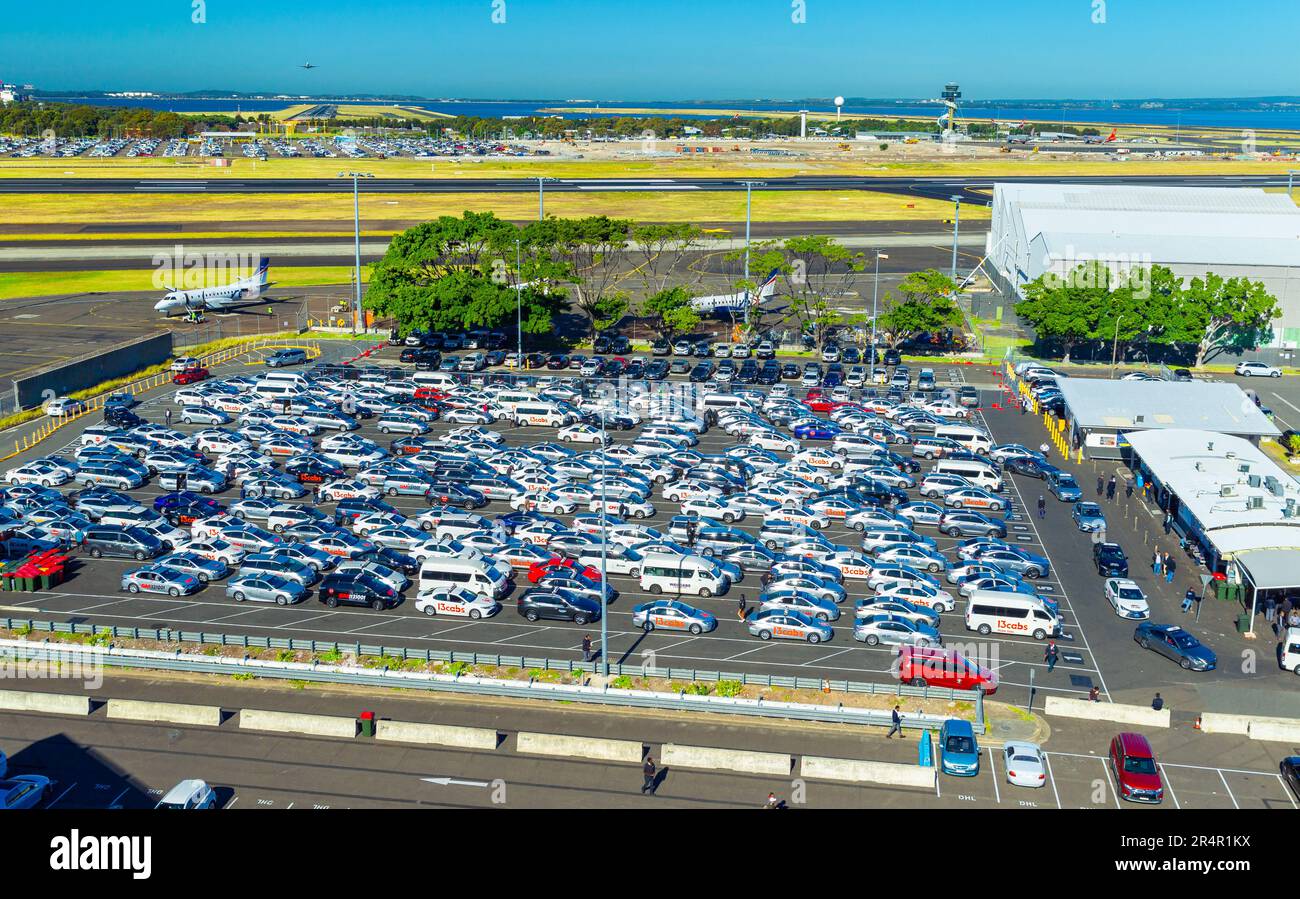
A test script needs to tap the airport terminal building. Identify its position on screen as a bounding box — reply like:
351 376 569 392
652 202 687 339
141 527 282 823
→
986 183 1300 352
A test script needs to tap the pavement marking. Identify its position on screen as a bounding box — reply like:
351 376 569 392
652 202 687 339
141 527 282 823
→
987 746 1001 803
1043 753 1063 809
1217 769 1240 809
1159 763 1181 808
46 782 78 809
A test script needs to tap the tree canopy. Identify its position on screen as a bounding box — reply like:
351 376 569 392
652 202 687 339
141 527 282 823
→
875 269 964 346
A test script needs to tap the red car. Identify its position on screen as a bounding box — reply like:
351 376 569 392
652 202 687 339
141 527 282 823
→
526 557 602 584
413 387 449 402
1109 732 1164 803
172 367 209 385
895 646 998 694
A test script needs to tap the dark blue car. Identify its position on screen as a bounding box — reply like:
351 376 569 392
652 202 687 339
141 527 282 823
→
793 421 841 440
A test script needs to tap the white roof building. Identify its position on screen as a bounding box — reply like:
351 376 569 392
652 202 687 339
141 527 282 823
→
987 183 1300 344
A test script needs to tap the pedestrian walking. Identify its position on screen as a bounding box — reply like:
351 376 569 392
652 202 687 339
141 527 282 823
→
1044 640 1059 673
1106 475 1117 501
1151 693 1164 712
1125 480 1134 500
1039 442 1050 458
886 704 904 739
164 408 172 426
581 634 592 663
1153 551 1163 576
1264 596 1277 628
1096 475 1104 497
736 593 748 621
1088 685 1100 702
763 792 785 809
1037 495 1046 519
1163 512 1172 534
641 756 657 795
1020 396 1027 415
1165 553 1176 584
1182 588 1196 613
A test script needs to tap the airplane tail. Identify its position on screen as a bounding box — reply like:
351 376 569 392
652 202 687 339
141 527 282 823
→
243 258 272 298
1105 129 1117 143
757 268 780 300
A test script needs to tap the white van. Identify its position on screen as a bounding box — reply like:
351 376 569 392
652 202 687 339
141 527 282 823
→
412 371 459 390
260 370 308 388
933 424 993 454
251 382 303 405
493 389 542 416
418 557 510 600
964 590 1061 641
1282 627 1300 675
699 393 755 415
639 551 728 598
513 402 572 427
933 459 1003 492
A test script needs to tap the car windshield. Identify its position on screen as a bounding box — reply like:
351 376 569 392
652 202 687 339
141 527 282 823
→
1011 753 1039 764
1117 587 1144 600
1172 633 1199 649
1123 756 1157 775
946 736 975 754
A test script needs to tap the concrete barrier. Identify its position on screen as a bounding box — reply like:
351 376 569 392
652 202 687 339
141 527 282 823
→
1044 696 1170 728
0 689 91 716
516 732 642 764
1199 712 1255 736
376 719 498 751
239 708 357 739
1248 719 1300 743
660 743 791 776
106 699 221 728
801 756 936 789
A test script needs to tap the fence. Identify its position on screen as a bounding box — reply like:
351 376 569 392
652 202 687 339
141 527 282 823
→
0 337 321 463
0 616 985 729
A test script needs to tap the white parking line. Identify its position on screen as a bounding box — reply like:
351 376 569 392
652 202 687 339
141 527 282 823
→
1158 763 1181 808
46 782 77 808
1042 752 1063 808
987 746 1001 803
1217 769 1240 809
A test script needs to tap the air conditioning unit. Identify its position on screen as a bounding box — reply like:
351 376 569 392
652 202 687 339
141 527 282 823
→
1220 484 1237 497
1248 495 1265 510
1266 476 1284 496
1239 463 1251 473
1287 499 1298 518
1248 474 1262 488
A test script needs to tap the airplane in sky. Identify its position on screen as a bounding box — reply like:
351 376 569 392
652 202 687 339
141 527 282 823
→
690 269 780 314
154 258 275 316
300 62 317 69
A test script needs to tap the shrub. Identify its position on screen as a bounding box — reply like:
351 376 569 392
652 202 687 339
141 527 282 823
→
714 679 744 697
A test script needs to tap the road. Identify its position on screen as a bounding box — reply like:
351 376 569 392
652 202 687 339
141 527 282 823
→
0 173 1293 203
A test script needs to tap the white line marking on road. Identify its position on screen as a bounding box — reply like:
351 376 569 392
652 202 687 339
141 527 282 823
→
1158 763 1181 808
1098 756 1122 809
46 782 77 808
988 746 1001 803
1043 753 1063 808
1218 769 1239 809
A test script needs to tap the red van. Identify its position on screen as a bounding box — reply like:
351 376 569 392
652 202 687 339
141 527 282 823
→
1109 732 1164 803
896 646 998 694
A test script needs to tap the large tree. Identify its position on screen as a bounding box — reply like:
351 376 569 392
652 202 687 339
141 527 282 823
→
875 269 964 347
641 285 702 339
1162 272 1280 367
629 222 706 295
733 235 864 342
1014 261 1115 363
364 212 566 334
523 215 632 335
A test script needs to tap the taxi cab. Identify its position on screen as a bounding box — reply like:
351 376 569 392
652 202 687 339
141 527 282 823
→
746 608 833 643
631 599 717 634
414 587 500 619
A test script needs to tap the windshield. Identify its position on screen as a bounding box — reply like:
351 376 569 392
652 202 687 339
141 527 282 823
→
1118 587 1144 600
1124 756 1157 775
946 736 975 754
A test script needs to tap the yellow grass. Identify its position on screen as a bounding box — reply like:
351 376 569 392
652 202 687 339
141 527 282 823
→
0 189 985 226
0 265 365 301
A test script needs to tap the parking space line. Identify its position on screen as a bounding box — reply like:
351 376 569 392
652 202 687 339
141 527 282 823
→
987 746 1001 803
1097 756 1122 808
1277 776 1298 809
46 782 77 809
1042 752 1063 808
1158 763 1181 808
1217 769 1239 809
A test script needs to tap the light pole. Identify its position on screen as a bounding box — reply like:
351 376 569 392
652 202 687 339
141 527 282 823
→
598 409 609 676
339 170 373 332
872 251 888 370
950 195 962 281
739 181 766 327
537 177 559 220
1110 315 1125 378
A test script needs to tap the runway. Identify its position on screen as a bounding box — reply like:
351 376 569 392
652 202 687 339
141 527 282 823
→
0 173 1292 203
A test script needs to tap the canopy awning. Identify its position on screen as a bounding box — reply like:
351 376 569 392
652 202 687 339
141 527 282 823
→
1237 549 1300 591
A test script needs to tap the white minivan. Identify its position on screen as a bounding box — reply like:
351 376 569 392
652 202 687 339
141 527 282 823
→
639 551 728 598
412 371 460 390
418 557 510 600
932 459 1004 493
933 424 993 454
964 589 1061 641
260 370 308 388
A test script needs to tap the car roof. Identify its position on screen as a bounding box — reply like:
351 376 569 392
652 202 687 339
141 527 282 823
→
1116 732 1154 755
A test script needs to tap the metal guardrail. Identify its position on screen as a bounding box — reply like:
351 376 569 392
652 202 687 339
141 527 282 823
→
0 617 985 731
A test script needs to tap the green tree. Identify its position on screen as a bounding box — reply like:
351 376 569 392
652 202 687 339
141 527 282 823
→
730 235 864 342
629 222 706 295
1162 272 1280 367
642 286 701 339
1014 262 1115 362
522 215 631 335
875 269 963 347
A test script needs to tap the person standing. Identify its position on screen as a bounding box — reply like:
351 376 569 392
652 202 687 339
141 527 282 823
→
1264 596 1277 630
1165 553 1176 584
1163 512 1172 534
641 756 657 795
736 593 748 621
1106 475 1117 501
1039 442 1050 458
1151 693 1165 712
1096 475 1104 497
1037 495 1046 519
1153 551 1163 577
1044 640 1059 673
1125 480 1134 500
886 705 904 739
164 407 172 426
1182 588 1197 613
581 634 593 663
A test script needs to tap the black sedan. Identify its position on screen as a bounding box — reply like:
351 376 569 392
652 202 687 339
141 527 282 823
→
689 362 716 383
1093 542 1129 577
1005 456 1057 479
517 588 601 624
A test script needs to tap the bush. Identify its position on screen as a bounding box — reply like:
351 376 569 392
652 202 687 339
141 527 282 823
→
610 674 634 690
714 679 744 697
682 681 711 696
1288 434 1300 456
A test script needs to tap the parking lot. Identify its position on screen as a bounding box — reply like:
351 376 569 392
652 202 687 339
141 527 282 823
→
0 341 1284 708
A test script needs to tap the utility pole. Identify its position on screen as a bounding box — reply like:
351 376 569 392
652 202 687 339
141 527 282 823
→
339 170 372 332
950 195 962 281
739 181 766 328
872 251 888 370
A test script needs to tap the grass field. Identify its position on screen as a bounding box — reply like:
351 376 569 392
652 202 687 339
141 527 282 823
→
0 152 1295 181
0 189 986 226
0 265 365 301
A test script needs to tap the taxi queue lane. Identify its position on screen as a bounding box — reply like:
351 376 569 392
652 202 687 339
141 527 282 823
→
0 352 1107 700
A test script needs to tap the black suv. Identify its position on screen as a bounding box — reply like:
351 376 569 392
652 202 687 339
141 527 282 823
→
517 588 601 624
1093 542 1129 577
318 573 399 610
105 406 146 428
883 349 902 366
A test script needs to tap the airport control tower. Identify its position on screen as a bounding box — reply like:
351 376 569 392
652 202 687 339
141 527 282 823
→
938 82 961 136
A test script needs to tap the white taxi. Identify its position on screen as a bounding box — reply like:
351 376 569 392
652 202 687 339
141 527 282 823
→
414 587 500 619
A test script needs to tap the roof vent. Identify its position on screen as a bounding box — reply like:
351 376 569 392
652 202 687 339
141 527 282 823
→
1208 441 1215 452
1226 451 1237 460
1135 414 1145 423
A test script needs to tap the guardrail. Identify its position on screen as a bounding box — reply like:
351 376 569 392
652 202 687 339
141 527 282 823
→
0 338 321 462
0 617 985 730
0 637 974 730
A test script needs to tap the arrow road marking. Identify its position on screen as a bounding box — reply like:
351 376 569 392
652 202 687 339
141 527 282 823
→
421 777 491 788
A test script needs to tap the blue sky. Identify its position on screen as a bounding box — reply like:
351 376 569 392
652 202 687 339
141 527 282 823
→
2 0 1295 99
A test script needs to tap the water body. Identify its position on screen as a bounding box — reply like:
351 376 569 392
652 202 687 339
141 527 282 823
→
43 97 1300 130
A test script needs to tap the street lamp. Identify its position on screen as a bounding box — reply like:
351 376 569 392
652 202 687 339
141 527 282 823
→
872 251 889 369
338 171 374 332
537 176 560 220
950 195 962 281
739 181 766 327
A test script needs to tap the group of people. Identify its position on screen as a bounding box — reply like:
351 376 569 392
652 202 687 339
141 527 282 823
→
1152 549 1179 584
1262 596 1300 635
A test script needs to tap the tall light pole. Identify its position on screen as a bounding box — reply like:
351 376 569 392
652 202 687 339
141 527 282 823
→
950 195 962 282
537 176 559 220
514 239 524 365
739 181 766 327
598 409 609 676
872 251 888 368
339 170 373 332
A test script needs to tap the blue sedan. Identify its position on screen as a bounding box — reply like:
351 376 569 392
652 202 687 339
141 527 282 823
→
793 421 841 440
1071 501 1107 532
